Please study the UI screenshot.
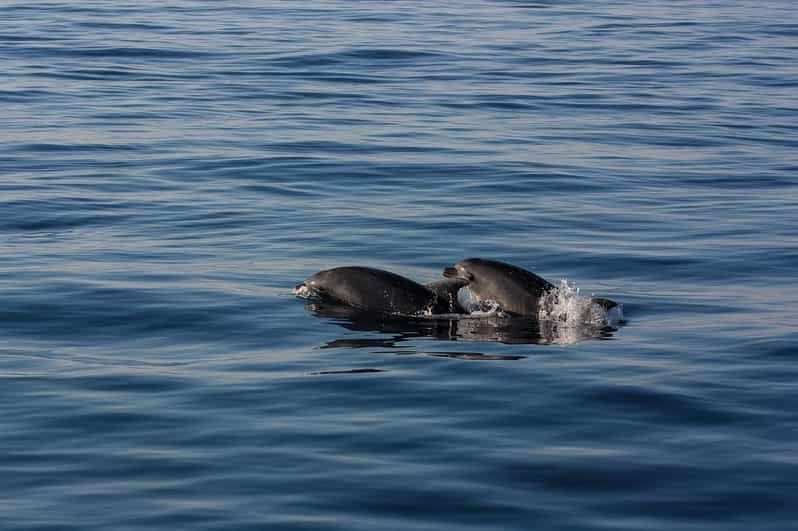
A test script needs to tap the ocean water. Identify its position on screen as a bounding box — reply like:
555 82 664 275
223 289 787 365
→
2 1 797 529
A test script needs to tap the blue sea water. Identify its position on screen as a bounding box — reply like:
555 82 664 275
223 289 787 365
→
2 1 798 529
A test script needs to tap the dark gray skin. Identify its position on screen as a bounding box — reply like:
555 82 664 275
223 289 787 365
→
444 258 618 316
296 266 465 316
443 258 553 316
425 277 469 314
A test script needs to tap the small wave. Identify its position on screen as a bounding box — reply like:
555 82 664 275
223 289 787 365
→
538 280 623 327
310 368 386 375
344 48 442 61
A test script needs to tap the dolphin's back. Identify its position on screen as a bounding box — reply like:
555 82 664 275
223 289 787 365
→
457 258 553 316
304 266 436 315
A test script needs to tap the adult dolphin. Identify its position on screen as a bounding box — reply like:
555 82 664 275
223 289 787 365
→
443 258 553 316
443 258 618 317
294 266 467 316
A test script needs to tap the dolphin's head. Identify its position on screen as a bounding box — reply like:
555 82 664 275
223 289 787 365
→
293 269 334 298
442 258 502 287
442 258 478 282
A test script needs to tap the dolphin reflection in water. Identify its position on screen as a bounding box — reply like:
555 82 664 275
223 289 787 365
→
304 300 618 350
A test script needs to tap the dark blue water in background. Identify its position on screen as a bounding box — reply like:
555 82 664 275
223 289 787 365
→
2 1 797 529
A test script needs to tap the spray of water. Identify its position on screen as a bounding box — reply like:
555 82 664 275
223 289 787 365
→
292 284 314 299
457 286 503 316
538 279 623 327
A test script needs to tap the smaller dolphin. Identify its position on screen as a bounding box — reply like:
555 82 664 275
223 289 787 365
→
295 266 467 316
443 258 618 317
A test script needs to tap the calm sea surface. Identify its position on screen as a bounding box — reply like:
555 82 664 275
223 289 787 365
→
2 1 797 529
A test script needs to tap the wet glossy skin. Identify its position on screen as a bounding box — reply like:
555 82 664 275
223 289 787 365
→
443 258 555 316
298 266 465 316
444 258 618 316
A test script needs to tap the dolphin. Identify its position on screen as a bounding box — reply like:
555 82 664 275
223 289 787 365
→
294 266 467 316
443 258 619 317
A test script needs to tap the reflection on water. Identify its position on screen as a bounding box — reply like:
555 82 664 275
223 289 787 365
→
305 301 618 350
425 351 528 361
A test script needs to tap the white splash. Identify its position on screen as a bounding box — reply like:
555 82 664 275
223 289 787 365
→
292 283 313 299
457 286 503 316
538 279 623 327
